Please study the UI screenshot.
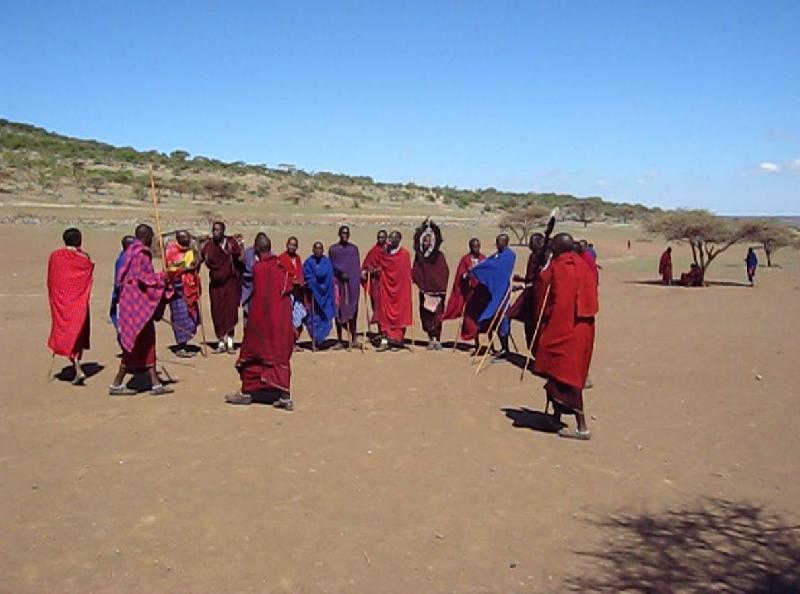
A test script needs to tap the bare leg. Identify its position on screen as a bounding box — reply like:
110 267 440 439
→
111 363 126 387
71 357 85 384
576 412 588 433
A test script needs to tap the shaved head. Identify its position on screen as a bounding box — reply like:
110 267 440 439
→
496 234 509 251
176 230 190 247
135 223 154 247
254 233 271 255
551 233 574 257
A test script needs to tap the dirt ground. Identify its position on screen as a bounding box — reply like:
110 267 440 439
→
1 221 799 594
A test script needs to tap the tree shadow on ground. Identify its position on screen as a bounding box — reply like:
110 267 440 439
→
501 406 563 434
564 497 800 593
626 279 753 288
54 362 104 382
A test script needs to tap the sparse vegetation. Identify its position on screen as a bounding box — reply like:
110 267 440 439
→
1 117 657 221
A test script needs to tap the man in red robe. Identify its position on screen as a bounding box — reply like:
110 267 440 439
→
533 233 598 440
659 246 673 285
47 228 94 385
225 234 295 410
360 229 387 337
278 236 306 344
109 224 174 396
201 221 243 353
375 231 413 351
443 238 488 349
507 232 545 347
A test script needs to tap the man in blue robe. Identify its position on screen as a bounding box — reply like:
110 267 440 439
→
469 234 516 357
109 235 135 335
303 242 336 350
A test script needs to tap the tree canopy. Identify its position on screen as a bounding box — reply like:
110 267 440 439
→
645 209 763 273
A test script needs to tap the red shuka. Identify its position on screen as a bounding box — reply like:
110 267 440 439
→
376 247 413 341
659 250 672 283
533 252 599 389
361 243 384 324
278 251 305 286
47 247 94 358
236 254 294 393
442 252 487 340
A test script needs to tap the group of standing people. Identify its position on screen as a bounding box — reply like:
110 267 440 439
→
658 245 760 287
46 219 600 439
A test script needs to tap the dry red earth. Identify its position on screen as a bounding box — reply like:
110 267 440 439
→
1 222 798 593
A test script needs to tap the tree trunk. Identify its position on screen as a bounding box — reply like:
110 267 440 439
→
763 242 773 267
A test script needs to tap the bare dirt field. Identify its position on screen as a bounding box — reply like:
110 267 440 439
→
1 221 799 593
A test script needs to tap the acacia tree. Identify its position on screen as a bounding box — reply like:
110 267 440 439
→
645 209 762 275
498 204 549 244
746 222 799 267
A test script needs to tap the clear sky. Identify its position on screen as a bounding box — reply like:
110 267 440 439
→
2 1 798 214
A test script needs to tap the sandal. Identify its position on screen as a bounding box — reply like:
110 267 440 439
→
149 384 174 396
225 392 253 405
109 385 137 396
558 428 591 441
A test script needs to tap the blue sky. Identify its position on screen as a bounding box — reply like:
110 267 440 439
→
2 1 798 214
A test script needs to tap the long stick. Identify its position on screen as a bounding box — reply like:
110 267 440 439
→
362 271 372 348
519 283 551 381
475 287 512 375
409 289 416 351
471 284 511 364
311 295 317 352
151 167 208 357
148 166 167 271
196 282 209 357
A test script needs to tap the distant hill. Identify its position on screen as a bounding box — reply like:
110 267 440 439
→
0 118 656 224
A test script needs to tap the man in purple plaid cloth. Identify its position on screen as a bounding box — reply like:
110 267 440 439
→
109 224 174 396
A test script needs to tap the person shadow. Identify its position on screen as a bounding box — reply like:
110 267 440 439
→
563 497 800 593
502 406 564 434
54 362 104 383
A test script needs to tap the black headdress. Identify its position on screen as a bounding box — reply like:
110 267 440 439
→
414 218 443 259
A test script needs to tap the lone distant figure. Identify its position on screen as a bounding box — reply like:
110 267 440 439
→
746 248 758 286
659 247 673 286
47 228 94 385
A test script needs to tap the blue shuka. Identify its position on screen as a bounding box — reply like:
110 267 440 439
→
109 249 128 331
471 247 516 335
303 255 336 344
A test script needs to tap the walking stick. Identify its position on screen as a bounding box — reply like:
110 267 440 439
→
409 289 416 351
475 287 512 376
471 283 511 364
196 282 209 357
148 167 167 271
519 283 551 381
311 295 317 352
362 271 372 348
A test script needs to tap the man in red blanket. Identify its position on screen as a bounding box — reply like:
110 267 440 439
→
507 232 545 347
659 246 673 285
109 224 174 396
360 229 387 337
47 228 94 385
278 236 306 345
375 231 413 351
533 233 598 440
225 234 295 410
442 238 488 349
201 221 243 353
